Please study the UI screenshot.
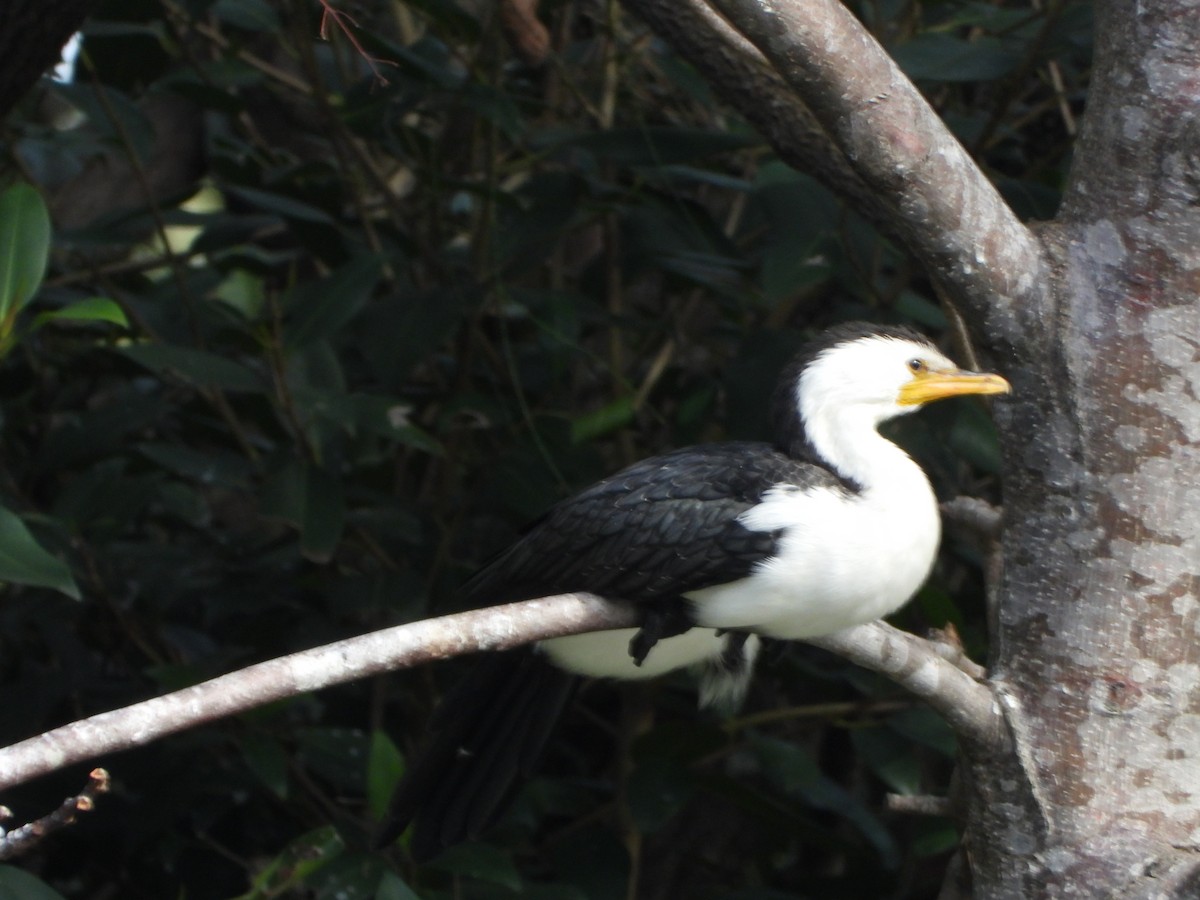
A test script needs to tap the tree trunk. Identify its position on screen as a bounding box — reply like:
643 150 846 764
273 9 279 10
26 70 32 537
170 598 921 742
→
628 0 1200 895
973 1 1200 894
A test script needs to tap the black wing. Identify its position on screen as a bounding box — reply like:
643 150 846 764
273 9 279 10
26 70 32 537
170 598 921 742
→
463 442 841 607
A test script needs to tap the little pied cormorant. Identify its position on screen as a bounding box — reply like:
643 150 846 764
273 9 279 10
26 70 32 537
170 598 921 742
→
377 322 1009 858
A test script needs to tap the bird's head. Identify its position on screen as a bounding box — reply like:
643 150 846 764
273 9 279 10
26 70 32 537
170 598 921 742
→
773 323 1010 461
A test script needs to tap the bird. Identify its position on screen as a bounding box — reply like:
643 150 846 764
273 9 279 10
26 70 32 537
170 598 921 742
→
376 321 1009 858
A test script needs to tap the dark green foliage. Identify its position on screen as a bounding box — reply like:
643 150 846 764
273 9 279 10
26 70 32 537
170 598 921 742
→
0 0 1086 896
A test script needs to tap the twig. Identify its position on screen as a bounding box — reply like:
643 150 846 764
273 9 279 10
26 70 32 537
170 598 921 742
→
0 769 111 860
941 496 1003 542
886 792 954 817
317 0 393 86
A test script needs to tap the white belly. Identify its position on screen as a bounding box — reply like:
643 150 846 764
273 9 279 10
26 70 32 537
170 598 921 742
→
540 627 729 679
689 478 940 638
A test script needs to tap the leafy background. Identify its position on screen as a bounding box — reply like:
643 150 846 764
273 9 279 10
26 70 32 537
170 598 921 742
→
0 0 1089 897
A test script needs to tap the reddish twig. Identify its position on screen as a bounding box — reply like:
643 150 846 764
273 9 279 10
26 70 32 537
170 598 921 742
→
316 0 393 86
0 768 111 860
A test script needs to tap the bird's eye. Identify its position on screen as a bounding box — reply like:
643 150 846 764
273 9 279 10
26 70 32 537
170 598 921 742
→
907 358 925 373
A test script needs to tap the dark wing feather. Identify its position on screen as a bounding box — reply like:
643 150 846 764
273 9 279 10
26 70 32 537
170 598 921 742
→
377 442 842 858
464 442 841 607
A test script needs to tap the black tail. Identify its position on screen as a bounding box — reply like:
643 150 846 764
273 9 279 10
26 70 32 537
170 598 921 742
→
375 649 577 860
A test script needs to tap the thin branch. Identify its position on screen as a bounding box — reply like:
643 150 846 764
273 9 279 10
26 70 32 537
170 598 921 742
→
699 0 1045 341
0 595 639 792
941 495 1003 542
886 792 954 817
806 622 1001 750
0 600 1001 794
0 768 111 860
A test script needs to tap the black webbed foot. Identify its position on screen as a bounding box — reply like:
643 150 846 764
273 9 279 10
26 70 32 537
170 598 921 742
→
628 601 694 666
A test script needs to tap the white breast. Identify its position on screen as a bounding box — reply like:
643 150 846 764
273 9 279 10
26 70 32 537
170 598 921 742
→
687 455 940 639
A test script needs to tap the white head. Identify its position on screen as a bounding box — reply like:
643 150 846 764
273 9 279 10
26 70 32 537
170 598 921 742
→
774 323 1009 483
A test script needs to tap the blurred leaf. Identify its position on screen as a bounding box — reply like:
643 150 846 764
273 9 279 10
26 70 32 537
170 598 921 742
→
752 735 899 865
224 185 336 224
262 462 346 563
212 268 266 319
851 727 923 795
285 255 384 349
242 733 290 798
0 505 80 600
232 826 345 900
0 183 51 331
32 296 128 329
367 729 405 821
887 707 958 757
570 396 634 444
428 843 523 890
121 343 264 392
212 0 281 31
375 871 422 900
892 34 1021 82
548 126 756 166
0 866 68 900
947 401 1004 474
51 83 157 161
625 756 695 833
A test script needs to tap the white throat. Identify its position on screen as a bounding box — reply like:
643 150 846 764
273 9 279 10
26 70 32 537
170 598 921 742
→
798 381 918 492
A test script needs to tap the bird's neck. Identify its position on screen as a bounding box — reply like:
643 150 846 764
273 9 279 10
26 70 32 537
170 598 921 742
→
802 404 922 495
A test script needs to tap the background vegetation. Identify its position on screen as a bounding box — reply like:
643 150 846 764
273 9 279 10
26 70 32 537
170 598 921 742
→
0 0 1089 896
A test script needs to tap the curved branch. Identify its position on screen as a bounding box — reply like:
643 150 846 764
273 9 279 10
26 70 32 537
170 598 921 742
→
806 622 1001 749
0 596 1001 793
623 0 894 232
698 0 1046 342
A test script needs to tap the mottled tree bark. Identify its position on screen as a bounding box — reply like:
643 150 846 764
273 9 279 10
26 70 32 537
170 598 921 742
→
626 0 1200 895
985 0 1200 893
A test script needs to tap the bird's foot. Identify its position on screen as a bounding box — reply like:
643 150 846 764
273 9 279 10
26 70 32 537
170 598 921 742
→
628 603 693 666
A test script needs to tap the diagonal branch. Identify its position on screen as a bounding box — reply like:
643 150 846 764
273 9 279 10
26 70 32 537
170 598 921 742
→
623 0 893 232
656 0 1046 342
0 595 1000 793
0 595 639 792
807 622 1001 750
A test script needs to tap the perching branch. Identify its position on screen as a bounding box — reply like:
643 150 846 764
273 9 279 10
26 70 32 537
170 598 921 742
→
806 622 1001 750
0 594 638 792
697 0 1046 341
0 595 1000 793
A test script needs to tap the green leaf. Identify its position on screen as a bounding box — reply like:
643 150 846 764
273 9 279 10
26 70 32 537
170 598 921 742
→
0 866 68 900
570 396 634 444
211 0 281 31
33 296 129 329
241 734 290 798
0 183 52 325
121 343 264 392
0 505 79 599
284 255 383 349
892 34 1021 83
429 843 523 890
261 462 346 563
232 826 344 900
367 730 405 821
545 126 757 166
375 871 421 900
